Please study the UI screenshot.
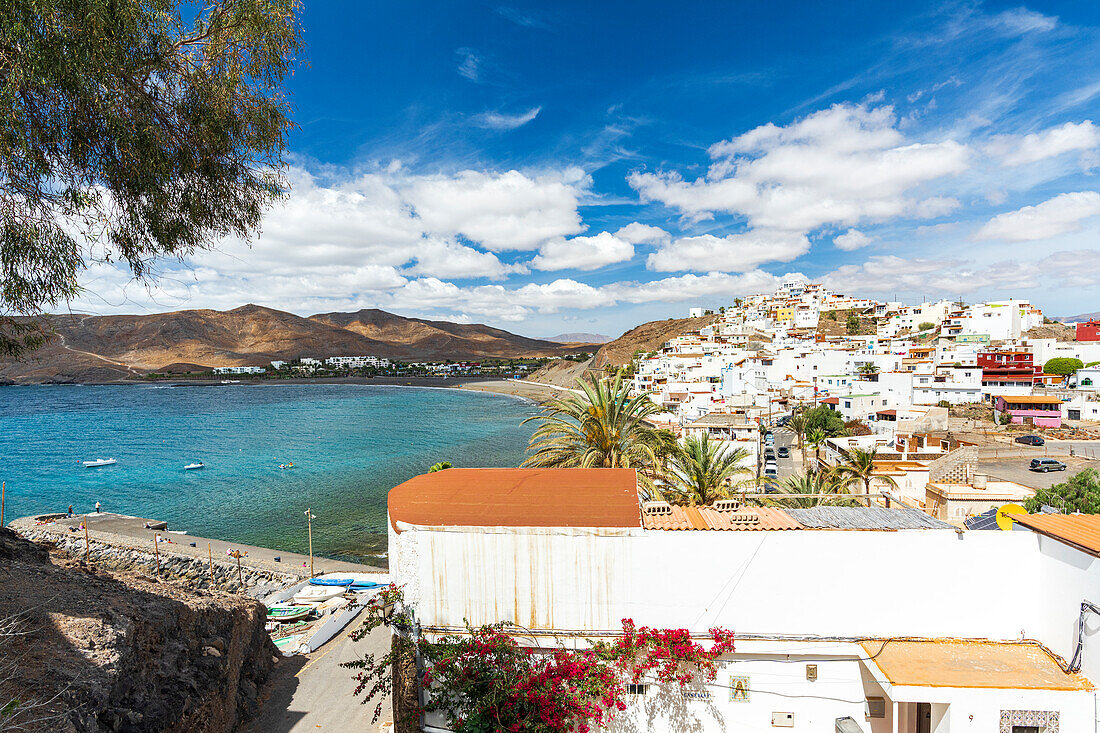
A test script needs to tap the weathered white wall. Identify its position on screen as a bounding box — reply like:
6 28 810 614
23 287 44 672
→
398 525 1051 642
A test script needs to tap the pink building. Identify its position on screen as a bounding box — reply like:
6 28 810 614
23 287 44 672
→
993 395 1062 428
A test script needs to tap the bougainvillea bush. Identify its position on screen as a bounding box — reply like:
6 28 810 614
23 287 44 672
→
344 587 735 732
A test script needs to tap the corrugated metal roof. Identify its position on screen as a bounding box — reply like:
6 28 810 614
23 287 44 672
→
643 505 803 531
388 468 641 533
784 506 954 530
1009 513 1100 557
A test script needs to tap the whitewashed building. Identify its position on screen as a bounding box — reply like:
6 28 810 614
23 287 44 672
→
388 468 1100 733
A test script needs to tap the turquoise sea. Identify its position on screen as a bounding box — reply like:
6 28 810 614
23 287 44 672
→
0 384 538 563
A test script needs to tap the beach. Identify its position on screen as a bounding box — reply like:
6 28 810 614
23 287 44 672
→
454 377 570 403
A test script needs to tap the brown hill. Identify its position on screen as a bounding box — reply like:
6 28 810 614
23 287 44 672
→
591 314 717 368
0 305 591 383
308 309 591 360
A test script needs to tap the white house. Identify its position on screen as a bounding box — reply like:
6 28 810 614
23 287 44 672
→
212 365 265 375
388 468 1100 733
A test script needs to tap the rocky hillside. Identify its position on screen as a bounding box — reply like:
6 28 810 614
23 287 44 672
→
590 314 717 368
0 527 275 732
0 306 596 382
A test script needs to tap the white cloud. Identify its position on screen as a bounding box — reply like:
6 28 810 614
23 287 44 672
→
472 107 542 130
405 239 528 279
608 271 784 303
834 229 874 251
973 191 1100 241
991 8 1057 35
405 168 589 251
986 121 1100 166
531 232 634 271
822 255 1038 296
614 222 669 244
629 103 969 232
646 230 809 272
456 48 481 81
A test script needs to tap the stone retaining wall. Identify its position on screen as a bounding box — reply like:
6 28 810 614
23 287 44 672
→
18 528 298 596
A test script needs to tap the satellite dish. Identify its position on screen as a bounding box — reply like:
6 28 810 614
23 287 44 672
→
996 504 1026 531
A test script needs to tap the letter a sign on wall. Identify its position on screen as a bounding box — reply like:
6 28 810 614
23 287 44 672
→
730 675 750 702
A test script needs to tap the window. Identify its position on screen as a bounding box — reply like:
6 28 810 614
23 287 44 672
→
627 684 648 695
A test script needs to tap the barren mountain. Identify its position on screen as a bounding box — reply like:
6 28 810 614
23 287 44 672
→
543 332 609 344
0 305 591 383
590 314 718 368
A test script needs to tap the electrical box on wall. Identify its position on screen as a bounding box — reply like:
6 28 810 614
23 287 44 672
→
806 663 818 681
771 712 795 727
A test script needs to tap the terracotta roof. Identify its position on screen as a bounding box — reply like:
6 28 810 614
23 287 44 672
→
861 639 1091 690
642 505 803 531
997 395 1061 405
1008 513 1100 557
821 397 840 405
876 409 897 416
388 468 641 533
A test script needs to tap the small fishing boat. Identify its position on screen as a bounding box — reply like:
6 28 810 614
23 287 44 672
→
82 458 117 468
308 577 355 588
292 584 347 604
184 462 205 470
267 605 312 622
273 634 303 650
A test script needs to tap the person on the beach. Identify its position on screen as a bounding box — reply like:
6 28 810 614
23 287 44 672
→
94 501 101 513
67 505 73 517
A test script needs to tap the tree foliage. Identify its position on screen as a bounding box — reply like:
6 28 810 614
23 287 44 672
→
918 321 936 332
803 405 846 436
1024 469 1100 514
522 374 667 483
846 314 861 334
663 433 753 506
769 468 857 508
832 447 898 496
1044 357 1084 376
0 0 302 356
429 461 453 472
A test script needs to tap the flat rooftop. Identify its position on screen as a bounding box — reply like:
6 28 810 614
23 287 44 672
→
862 639 1091 691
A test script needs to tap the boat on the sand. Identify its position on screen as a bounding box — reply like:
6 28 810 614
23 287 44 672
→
267 605 312 622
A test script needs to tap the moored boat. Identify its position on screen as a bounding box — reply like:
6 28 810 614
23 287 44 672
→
81 458 117 467
184 462 205 470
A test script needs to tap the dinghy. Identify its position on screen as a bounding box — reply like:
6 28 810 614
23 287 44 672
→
184 462 205 470
292 584 348 604
308 577 355 587
267 605 312 622
310 572 390 590
82 458 116 468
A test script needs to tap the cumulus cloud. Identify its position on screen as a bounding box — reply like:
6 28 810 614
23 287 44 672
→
973 191 1100 241
405 168 589 251
629 103 969 232
833 229 874 251
531 232 634 271
614 222 669 244
822 255 1038 296
472 107 542 130
986 121 1100 166
646 230 809 272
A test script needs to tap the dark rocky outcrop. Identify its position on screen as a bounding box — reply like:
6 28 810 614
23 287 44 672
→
0 527 277 732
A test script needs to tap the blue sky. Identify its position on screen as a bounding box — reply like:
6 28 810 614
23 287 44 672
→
79 1 1100 337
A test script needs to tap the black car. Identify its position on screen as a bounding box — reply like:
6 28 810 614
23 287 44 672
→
1030 458 1066 472
1015 435 1045 446
777 446 790 458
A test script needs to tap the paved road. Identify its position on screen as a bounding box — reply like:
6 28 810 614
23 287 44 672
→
247 617 394 732
978 457 1091 491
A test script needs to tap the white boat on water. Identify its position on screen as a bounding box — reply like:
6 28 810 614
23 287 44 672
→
82 458 116 468
184 462 205 470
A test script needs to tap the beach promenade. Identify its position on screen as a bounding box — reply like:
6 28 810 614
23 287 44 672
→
9 511 384 577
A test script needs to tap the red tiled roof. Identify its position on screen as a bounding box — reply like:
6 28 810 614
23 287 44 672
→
1008 513 1100 557
642 505 803 531
388 468 641 533
821 397 840 405
876 409 897 416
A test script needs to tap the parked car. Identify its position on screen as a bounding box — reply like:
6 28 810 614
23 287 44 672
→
1030 458 1066 472
777 446 790 458
1015 435 1045 446
763 465 779 478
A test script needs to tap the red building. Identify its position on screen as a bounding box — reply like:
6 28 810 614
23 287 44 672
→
977 350 1043 387
1076 320 1100 342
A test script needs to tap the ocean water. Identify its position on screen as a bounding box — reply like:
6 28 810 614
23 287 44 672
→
0 384 538 563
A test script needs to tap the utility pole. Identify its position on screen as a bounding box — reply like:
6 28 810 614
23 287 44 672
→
153 533 161 577
229 549 246 587
304 508 316 577
208 543 214 586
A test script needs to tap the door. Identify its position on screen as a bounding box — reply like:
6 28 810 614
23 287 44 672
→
916 702 931 733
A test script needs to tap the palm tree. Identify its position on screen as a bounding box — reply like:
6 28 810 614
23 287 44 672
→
769 468 855 508
522 373 665 482
806 428 827 469
857 363 880 377
428 461 452 472
663 433 753 506
832 447 898 498
787 412 808 464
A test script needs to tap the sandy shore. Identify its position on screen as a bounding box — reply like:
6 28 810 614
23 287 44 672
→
454 378 571 403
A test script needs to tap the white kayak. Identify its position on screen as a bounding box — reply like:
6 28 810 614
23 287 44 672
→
292 584 348 604
82 458 117 468
184 462 205 470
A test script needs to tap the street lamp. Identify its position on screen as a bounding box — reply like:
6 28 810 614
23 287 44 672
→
304 508 316 577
